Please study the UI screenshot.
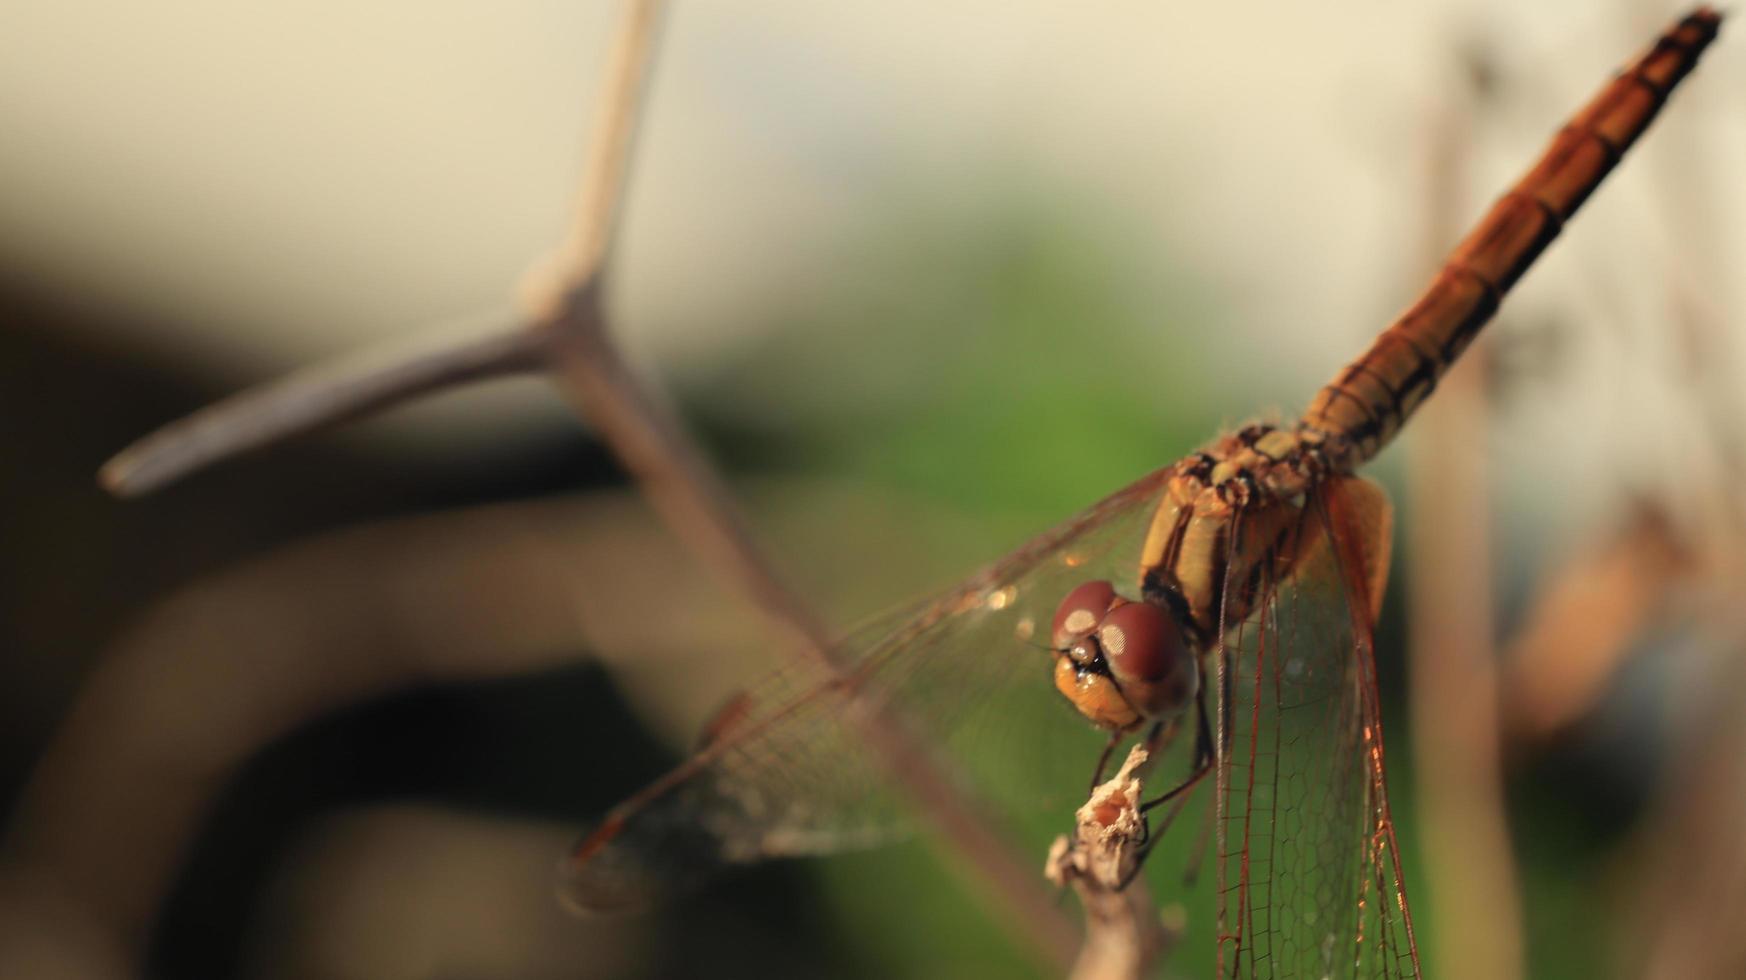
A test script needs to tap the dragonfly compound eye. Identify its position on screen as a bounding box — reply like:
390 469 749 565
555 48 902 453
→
1098 600 1196 718
1051 579 1118 648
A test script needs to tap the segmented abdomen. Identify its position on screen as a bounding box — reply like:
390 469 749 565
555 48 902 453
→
1301 8 1720 466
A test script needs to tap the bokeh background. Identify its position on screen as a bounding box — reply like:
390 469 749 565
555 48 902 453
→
3 1 1744 977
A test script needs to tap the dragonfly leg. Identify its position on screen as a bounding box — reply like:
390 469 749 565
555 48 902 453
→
1088 730 1123 794
1115 688 1217 890
1139 718 1170 754
1159 685 1221 889
1139 682 1213 814
1090 717 1175 795
1178 774 1218 887
1118 778 1207 891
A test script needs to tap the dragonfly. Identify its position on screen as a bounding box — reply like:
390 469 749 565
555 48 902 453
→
564 9 1721 977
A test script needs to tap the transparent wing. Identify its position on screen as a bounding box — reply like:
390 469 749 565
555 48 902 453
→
562 464 1183 912
1215 476 1419 978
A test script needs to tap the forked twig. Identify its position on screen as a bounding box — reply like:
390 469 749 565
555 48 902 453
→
95 0 1079 967
97 0 665 500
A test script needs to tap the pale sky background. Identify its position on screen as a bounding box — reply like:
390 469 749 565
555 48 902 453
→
2 1 1742 542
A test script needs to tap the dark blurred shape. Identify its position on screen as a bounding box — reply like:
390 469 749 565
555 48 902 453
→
0 274 863 979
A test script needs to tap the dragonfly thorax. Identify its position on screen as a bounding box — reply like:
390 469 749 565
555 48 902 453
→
1136 422 1337 648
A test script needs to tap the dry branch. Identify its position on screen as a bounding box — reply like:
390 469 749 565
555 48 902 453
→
100 327 544 497
89 0 1079 968
1044 746 1170 980
1403 40 1523 980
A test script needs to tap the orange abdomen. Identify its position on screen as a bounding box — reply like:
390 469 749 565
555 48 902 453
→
1302 9 1720 465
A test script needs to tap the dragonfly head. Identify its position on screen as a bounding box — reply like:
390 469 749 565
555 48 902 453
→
1049 579 1197 731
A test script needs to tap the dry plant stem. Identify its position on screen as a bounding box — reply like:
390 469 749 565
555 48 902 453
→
1403 62 1522 980
1623 50 1746 973
528 0 1075 964
95 0 671 498
529 0 663 315
538 302 833 651
1044 746 1168 980
99 327 545 497
1643 29 1746 504
95 0 1077 965
532 145 1082 980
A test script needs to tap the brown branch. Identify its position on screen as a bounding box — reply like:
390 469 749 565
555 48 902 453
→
539 303 1084 963
539 300 833 651
520 1 1079 960
93 0 670 497
519 0 663 321
1044 746 1170 980
92 0 1079 966
99 327 545 497
1402 38 1523 980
